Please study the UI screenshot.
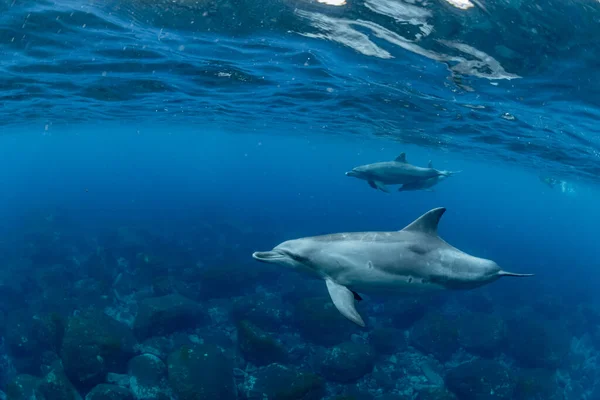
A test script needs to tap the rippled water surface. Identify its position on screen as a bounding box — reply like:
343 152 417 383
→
1 0 600 182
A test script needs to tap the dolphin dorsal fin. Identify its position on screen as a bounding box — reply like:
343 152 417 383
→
428 160 433 168
395 153 407 163
401 207 446 236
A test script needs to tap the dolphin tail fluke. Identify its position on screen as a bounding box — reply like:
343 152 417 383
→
498 271 535 278
325 279 366 327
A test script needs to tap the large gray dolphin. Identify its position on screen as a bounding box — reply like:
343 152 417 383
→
252 207 533 327
398 161 461 192
345 153 454 193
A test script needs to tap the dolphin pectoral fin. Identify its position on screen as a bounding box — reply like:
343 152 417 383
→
368 180 378 190
325 279 366 327
374 181 390 193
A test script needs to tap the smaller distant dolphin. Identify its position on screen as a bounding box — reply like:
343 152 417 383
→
252 207 533 327
398 161 461 192
345 153 454 193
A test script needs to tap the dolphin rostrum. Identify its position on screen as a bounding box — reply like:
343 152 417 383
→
345 153 454 193
252 207 533 327
398 161 462 192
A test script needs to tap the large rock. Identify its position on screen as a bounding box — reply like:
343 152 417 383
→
513 368 561 400
410 312 459 362
319 341 375 383
457 312 506 357
6 312 65 374
5 374 41 400
133 294 209 340
167 344 236 400
293 297 361 346
416 387 457 400
38 366 79 400
242 363 325 400
61 311 136 387
128 354 169 400
388 298 428 329
86 384 134 400
237 320 287 366
369 327 407 356
445 359 517 400
231 294 291 331
506 316 570 369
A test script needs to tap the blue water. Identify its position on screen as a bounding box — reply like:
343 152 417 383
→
1 1 600 399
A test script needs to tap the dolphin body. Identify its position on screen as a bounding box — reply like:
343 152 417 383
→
398 161 461 192
345 153 452 193
252 207 533 327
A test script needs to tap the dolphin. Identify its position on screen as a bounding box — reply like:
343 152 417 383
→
252 207 533 327
345 153 453 193
398 161 462 192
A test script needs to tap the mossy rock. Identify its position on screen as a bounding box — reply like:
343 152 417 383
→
60 310 136 387
445 359 516 400
128 354 169 400
506 316 570 369
247 363 325 400
410 312 459 362
457 312 506 357
133 294 209 340
6 374 41 400
293 297 361 346
167 343 236 400
38 367 78 400
85 384 134 400
319 341 375 383
237 319 287 366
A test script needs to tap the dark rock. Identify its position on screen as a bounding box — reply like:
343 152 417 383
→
237 320 287 366
293 297 361 346
128 354 169 400
133 294 209 340
6 312 65 375
167 344 236 400
506 316 570 369
137 337 173 361
388 297 428 329
319 341 375 383
514 368 561 400
416 387 458 400
445 359 517 400
369 328 407 355
245 363 325 400
373 395 408 400
231 294 290 331
371 365 402 391
86 384 134 400
457 312 506 357
410 312 459 362
38 366 78 400
72 278 112 311
61 311 136 387
5 374 41 400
